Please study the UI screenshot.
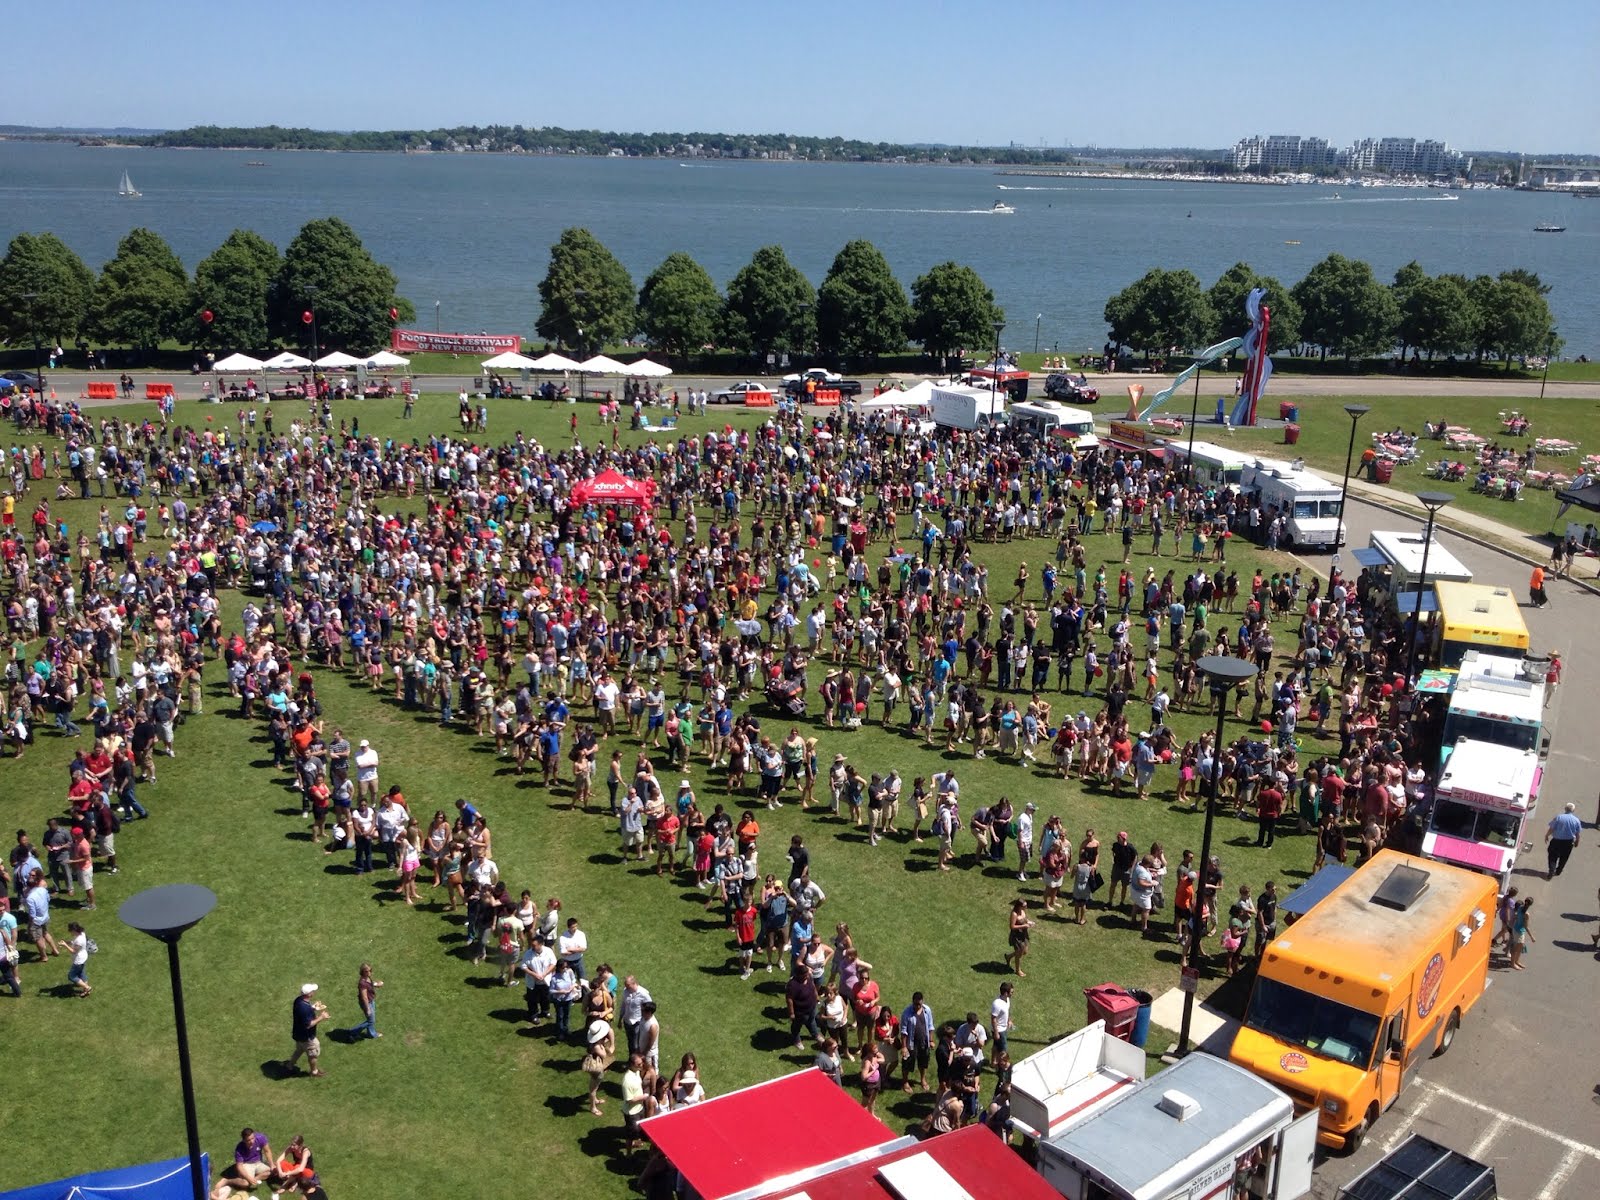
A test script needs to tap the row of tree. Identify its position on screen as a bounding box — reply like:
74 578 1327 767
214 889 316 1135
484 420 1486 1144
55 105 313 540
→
533 228 1005 363
1102 256 1558 367
0 219 413 356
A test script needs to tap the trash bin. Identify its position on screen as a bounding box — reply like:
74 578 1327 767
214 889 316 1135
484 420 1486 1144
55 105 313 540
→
1215 397 1227 424
1284 403 1300 423
1084 984 1140 1042
1374 458 1395 484
1130 990 1154 1049
1284 422 1301 446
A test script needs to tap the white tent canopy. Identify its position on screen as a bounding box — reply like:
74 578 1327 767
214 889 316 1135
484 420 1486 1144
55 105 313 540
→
627 358 673 377
363 350 410 368
577 354 632 375
527 352 581 372
261 351 312 370
481 351 540 370
314 350 364 369
212 352 265 372
856 379 937 409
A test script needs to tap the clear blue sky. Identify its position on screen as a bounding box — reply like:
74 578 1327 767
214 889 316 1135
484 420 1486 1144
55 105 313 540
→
11 0 1596 152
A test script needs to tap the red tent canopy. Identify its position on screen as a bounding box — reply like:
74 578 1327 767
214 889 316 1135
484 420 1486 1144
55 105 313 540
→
570 467 655 507
763 1124 1063 1200
642 1070 894 1200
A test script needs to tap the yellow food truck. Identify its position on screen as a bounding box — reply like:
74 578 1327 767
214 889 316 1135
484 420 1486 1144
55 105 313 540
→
1230 851 1497 1153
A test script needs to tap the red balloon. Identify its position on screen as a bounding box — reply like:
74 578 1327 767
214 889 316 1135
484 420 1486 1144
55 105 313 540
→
1260 720 1272 733
854 702 866 714
201 309 214 324
389 307 399 322
301 310 314 325
1380 683 1394 697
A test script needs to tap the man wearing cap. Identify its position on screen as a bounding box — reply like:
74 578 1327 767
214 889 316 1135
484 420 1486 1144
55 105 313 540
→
353 739 380 804
286 983 328 1077
1134 732 1158 800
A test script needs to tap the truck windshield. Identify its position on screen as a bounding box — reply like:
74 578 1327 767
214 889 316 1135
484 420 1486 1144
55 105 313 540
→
1245 978 1381 1069
1428 797 1520 845
1319 499 1343 519
1292 500 1318 520
1441 713 1538 753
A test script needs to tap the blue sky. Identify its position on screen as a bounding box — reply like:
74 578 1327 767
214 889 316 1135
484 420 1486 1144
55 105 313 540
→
10 0 1596 151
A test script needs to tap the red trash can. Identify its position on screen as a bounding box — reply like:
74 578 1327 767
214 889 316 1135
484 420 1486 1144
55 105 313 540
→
1279 401 1295 420
1084 984 1140 1042
1374 458 1395 484
1284 422 1301 446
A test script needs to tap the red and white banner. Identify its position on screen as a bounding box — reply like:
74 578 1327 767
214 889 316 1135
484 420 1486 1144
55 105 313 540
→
391 329 522 354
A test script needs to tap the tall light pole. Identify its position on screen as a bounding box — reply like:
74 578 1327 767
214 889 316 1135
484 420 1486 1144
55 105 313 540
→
303 285 319 397
120 884 218 1200
1539 330 1557 400
1034 313 1042 355
20 291 43 397
1402 491 1453 687
1176 655 1258 1057
1185 361 1204 485
990 318 1006 410
572 288 588 401
1337 403 1371 552
434 300 441 333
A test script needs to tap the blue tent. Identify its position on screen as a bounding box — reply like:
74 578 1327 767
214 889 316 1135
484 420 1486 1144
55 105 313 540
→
1280 864 1355 919
0 1155 208 1200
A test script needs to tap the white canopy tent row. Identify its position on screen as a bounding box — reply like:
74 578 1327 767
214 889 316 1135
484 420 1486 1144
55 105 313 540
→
313 350 366 369
627 358 673 378
261 351 312 370
576 354 632 375
362 350 410 369
528 352 582 372
480 351 541 371
212 352 265 373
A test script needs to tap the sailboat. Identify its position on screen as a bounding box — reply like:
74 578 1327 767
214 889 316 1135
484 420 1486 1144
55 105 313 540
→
118 169 140 198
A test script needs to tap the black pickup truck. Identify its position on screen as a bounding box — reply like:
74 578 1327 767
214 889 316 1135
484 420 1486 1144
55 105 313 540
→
782 368 864 398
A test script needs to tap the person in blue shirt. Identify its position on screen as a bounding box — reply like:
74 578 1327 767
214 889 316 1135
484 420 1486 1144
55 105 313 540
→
539 723 562 787
1545 803 1582 878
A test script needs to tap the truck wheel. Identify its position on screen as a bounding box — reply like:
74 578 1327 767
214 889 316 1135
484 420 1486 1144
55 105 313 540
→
1434 1008 1460 1057
1344 1104 1379 1155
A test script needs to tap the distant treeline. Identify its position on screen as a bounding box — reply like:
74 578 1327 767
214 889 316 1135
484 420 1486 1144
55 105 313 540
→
130 123 1084 164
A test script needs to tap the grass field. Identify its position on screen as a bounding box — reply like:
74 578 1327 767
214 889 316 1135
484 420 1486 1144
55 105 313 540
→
7 393 1330 1195
1225 393 1599 538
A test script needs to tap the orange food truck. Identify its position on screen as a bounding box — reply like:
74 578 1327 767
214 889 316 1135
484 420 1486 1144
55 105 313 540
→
1229 851 1496 1152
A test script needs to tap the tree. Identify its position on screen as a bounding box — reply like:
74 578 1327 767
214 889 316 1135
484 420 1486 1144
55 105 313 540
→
274 217 410 353
1389 261 1428 358
1498 267 1550 296
1206 263 1301 353
1102 268 1212 357
815 239 909 361
908 262 1004 361
0 233 95 348
721 245 815 358
636 252 721 359
87 228 189 353
534 228 635 355
192 230 281 351
1290 253 1398 360
1480 279 1554 370
1398 275 1475 360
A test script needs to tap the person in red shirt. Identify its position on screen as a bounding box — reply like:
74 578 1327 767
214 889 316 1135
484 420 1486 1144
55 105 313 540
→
654 810 680 878
733 895 759 980
67 826 95 910
1319 769 1345 821
1256 780 1284 848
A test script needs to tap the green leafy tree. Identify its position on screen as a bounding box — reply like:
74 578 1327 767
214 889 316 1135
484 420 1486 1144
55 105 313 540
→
1289 253 1398 360
274 218 410 353
87 228 190 353
1398 275 1475 360
191 230 281 351
908 262 1004 362
636 252 721 359
1102 268 1212 357
0 233 95 348
1206 263 1301 352
720 245 815 358
1480 279 1554 370
1389 261 1428 358
534 228 636 355
815 239 909 361
1498 267 1550 296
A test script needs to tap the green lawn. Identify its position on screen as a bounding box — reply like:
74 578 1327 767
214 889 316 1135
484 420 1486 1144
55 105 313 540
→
6 394 1326 1195
1224 394 1599 538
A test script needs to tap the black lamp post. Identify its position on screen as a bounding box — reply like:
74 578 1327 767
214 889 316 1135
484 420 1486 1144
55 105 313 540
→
1176 655 1258 1057
572 288 588 401
1402 491 1454 686
434 300 441 333
1034 313 1042 355
990 318 1006 409
20 291 44 396
1539 331 1557 400
1185 361 1204 485
119 884 218 1200
1337 403 1370 552
304 286 320 397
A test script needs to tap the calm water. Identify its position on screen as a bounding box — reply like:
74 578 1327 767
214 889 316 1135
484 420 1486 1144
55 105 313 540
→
2 140 1596 354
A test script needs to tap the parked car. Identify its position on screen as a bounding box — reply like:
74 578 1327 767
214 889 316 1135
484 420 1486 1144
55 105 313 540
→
710 381 775 404
0 369 46 390
782 368 863 397
1044 372 1100 404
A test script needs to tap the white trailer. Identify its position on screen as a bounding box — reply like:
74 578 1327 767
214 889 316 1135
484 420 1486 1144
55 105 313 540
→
1009 1020 1147 1143
928 383 1008 431
1036 1053 1319 1200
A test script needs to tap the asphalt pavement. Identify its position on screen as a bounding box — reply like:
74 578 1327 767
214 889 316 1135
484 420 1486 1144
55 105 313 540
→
1293 497 1600 1200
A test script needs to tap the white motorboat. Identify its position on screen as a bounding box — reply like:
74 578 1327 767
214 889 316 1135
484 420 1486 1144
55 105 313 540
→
991 200 1015 214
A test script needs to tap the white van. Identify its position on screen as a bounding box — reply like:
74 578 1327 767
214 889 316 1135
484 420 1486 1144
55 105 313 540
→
1164 438 1247 489
1240 457 1345 549
1356 530 1474 599
1009 400 1099 449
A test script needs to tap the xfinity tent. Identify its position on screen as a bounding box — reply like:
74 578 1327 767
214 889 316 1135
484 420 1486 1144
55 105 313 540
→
570 468 655 508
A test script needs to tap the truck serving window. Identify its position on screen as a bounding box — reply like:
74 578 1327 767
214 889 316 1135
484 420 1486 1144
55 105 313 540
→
1245 978 1381 1069
1428 798 1519 846
1441 714 1537 753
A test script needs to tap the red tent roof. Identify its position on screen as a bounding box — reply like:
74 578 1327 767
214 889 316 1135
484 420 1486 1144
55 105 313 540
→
570 467 655 506
761 1125 1061 1200
642 1070 895 1200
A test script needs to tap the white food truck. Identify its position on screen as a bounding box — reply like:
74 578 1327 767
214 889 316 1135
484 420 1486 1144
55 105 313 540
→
1240 457 1346 549
1163 439 1248 490
1008 400 1100 450
1036 1052 1318 1200
1356 530 1474 604
928 383 1008 431
1422 741 1540 894
1009 1020 1147 1143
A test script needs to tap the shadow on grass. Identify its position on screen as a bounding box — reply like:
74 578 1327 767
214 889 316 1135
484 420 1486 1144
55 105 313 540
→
322 863 360 877
258 1059 304 1081
681 917 725 934
749 1025 794 1053
462 975 504 990
971 960 1011 975
587 852 625 866
488 1007 526 1024
575 1126 639 1179
543 1092 590 1119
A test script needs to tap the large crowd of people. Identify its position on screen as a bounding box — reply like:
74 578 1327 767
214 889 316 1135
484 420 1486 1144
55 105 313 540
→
1 382 1490 1193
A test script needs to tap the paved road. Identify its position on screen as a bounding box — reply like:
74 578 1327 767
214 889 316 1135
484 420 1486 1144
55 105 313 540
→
1292 498 1599 1200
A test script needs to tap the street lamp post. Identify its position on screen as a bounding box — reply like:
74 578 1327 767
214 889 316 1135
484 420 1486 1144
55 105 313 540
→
572 289 588 401
20 291 44 398
303 286 320 398
1337 404 1371 552
1402 491 1454 687
434 300 441 333
1176 655 1258 1057
1185 362 1204 486
1539 331 1557 400
1034 313 1043 355
990 318 1006 411
119 884 218 1200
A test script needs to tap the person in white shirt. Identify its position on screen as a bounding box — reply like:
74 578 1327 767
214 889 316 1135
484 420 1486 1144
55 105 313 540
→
519 935 556 1025
558 917 588 982
593 674 620 736
354 739 380 802
955 1011 987 1068
989 982 1014 1055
